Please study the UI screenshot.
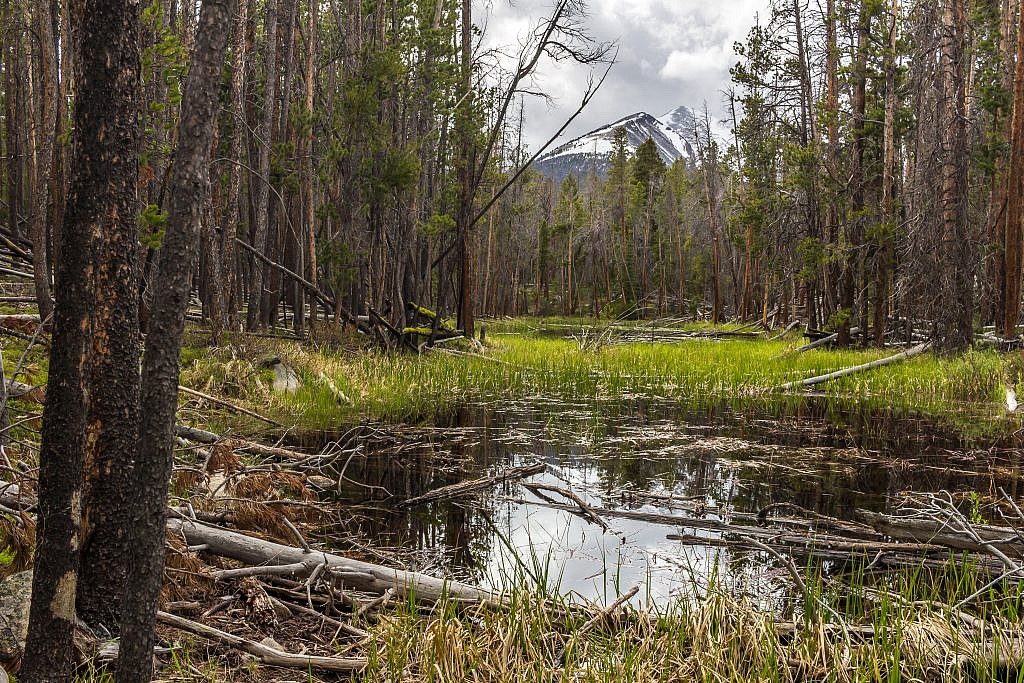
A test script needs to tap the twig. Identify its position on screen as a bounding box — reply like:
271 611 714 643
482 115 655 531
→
523 482 611 533
398 461 545 508
553 585 639 666
178 385 278 425
214 562 309 581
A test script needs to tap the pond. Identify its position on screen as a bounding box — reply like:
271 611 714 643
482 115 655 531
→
309 397 1024 606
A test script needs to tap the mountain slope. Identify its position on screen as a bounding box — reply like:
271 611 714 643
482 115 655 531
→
533 105 701 184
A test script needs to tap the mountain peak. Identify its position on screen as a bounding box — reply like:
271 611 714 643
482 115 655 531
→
533 105 697 184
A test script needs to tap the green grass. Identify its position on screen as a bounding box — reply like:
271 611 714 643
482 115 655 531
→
175 329 1012 437
351 548 1024 683
3 318 1013 439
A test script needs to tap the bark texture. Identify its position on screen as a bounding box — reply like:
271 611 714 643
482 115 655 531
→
21 0 140 679
115 0 234 680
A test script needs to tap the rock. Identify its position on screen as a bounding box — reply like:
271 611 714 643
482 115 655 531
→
259 636 283 651
305 475 335 491
0 571 32 668
271 361 301 394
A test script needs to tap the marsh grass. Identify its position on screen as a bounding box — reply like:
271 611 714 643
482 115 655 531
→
174 329 1012 435
357 553 1024 683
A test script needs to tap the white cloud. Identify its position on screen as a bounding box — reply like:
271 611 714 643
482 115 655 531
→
480 0 770 149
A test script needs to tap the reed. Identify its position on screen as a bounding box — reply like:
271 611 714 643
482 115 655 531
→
172 329 1011 435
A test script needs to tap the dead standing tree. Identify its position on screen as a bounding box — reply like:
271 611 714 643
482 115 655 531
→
117 0 235 679
451 0 614 338
20 0 141 678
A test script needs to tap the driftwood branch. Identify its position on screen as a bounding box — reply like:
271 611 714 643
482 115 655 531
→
175 424 310 461
397 461 545 508
523 482 610 532
168 517 502 605
776 342 931 391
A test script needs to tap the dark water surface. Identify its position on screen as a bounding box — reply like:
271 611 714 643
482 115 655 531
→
310 398 1024 604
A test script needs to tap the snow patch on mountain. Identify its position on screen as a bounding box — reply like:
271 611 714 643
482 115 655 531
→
533 105 722 184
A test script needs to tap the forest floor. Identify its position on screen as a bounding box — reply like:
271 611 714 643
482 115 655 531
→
2 314 1024 681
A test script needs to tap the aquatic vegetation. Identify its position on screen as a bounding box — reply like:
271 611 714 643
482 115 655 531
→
173 329 1012 435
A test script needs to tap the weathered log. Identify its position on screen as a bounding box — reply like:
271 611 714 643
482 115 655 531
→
398 461 545 508
855 510 1024 558
167 517 502 605
235 237 364 330
790 332 839 354
0 326 49 348
523 482 610 532
406 301 457 335
769 320 801 341
174 424 311 461
776 342 931 391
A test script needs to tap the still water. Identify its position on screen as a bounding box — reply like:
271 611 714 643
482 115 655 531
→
313 398 1022 604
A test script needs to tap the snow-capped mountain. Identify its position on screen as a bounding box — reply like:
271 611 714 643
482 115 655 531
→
533 105 705 184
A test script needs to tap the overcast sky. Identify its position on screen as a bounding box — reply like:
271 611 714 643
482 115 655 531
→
481 0 770 151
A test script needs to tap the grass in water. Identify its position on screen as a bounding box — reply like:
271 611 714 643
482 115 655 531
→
175 326 1011 436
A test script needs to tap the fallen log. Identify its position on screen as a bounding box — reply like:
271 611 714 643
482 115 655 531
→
167 517 502 605
397 461 545 508
790 332 839 354
406 301 457 336
855 510 1024 559
3 379 44 403
776 342 931 391
175 424 311 462
156 610 367 672
0 266 32 280
523 482 610 532
769 320 801 341
0 326 49 348
235 238 363 330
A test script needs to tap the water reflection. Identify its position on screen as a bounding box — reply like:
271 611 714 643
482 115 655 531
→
311 398 1024 604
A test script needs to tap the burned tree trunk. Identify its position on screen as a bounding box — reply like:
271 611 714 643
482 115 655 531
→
20 0 141 678
116 0 234 680
75 0 146 626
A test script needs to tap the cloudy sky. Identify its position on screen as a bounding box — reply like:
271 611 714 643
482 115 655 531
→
481 0 769 151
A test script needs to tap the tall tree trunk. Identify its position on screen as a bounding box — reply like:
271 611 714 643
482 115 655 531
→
301 0 317 327
20 0 140 677
841 3 869 346
936 0 973 350
246 0 278 330
1005 0 1024 336
29 0 57 322
223 0 249 326
875 0 899 347
3 0 23 241
116 1 233 680
456 0 476 338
